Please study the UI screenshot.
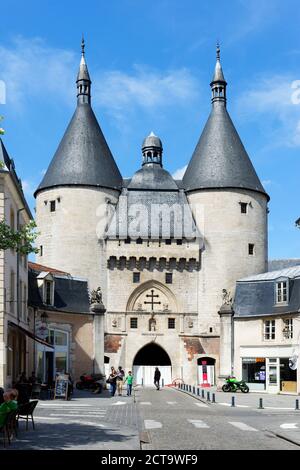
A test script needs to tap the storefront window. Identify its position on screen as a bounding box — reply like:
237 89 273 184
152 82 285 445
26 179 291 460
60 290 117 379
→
242 358 266 390
55 352 67 374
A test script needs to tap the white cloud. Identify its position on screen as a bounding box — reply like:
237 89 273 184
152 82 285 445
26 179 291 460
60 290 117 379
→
0 36 76 110
93 66 199 121
237 75 300 147
172 165 187 180
0 37 200 125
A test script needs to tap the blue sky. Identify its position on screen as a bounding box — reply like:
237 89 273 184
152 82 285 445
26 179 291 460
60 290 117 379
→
0 0 299 259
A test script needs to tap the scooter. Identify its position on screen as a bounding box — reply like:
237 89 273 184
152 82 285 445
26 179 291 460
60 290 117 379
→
222 376 249 393
76 373 104 391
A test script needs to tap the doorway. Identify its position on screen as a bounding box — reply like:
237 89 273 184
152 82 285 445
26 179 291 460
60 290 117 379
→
133 343 172 386
197 357 216 386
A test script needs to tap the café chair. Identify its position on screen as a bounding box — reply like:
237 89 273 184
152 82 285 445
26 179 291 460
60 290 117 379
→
17 400 38 430
0 409 18 447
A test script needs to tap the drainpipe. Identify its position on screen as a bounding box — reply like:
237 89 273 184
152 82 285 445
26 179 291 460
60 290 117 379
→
16 208 25 324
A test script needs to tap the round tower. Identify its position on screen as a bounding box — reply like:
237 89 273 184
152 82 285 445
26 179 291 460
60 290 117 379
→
34 39 122 290
183 45 269 342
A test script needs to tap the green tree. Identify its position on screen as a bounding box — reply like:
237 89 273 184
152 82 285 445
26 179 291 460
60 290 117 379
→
0 219 39 255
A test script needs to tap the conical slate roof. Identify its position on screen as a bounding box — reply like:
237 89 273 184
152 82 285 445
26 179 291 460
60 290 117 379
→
35 41 122 196
35 103 122 195
183 46 268 199
183 104 268 197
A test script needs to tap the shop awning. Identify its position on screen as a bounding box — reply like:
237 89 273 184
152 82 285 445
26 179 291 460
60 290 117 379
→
8 321 54 349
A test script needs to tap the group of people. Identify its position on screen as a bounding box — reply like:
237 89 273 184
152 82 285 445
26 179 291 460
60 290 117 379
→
107 367 134 397
106 366 162 396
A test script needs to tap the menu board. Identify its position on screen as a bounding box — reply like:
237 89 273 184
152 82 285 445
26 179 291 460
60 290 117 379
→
54 374 69 400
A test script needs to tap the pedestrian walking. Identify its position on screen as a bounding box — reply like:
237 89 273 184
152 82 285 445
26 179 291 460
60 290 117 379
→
124 371 134 396
116 366 125 396
154 367 161 390
107 367 117 397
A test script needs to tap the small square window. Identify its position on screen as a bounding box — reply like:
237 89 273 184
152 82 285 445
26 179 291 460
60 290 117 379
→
133 272 140 283
166 273 173 284
130 318 138 329
124 238 131 244
165 239 172 245
240 202 248 214
176 240 183 245
136 238 143 244
50 201 56 212
168 318 175 329
248 244 255 255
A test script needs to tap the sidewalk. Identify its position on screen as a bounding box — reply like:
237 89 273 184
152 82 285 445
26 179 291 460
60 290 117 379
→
8 389 141 450
176 385 300 410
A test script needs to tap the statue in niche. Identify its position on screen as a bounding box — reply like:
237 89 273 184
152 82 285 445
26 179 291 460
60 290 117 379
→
112 319 117 328
163 303 169 312
222 289 232 305
90 287 103 304
188 319 193 328
149 312 156 332
136 303 143 311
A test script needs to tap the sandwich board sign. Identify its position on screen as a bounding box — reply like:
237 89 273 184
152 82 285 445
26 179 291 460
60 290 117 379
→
54 374 69 400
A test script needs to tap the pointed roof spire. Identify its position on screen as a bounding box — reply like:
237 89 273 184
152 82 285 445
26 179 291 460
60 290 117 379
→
211 42 226 84
182 46 269 200
77 36 91 103
35 39 123 196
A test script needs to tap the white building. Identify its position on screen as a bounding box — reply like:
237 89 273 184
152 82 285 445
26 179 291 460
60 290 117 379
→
34 42 269 386
234 266 300 394
0 139 32 387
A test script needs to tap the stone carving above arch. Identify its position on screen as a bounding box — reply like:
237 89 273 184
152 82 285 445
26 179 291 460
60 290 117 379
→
126 280 179 313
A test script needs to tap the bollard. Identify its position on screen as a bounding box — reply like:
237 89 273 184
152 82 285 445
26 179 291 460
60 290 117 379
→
207 391 211 402
231 396 235 407
296 399 299 411
193 386 196 395
141 378 143 386
162 378 164 388
258 398 264 409
201 389 205 399
212 393 216 403
189 385 192 393
197 388 200 396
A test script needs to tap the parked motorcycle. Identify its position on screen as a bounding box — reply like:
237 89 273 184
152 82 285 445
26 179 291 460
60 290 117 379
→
222 376 249 393
76 373 104 392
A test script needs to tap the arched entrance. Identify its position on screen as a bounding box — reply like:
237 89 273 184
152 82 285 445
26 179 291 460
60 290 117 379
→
197 357 216 386
133 343 172 386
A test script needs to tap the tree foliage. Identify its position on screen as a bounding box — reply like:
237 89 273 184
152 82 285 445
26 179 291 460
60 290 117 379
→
0 219 39 255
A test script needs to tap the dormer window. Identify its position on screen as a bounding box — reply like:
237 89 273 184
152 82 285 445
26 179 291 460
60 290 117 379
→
276 280 288 304
37 272 55 306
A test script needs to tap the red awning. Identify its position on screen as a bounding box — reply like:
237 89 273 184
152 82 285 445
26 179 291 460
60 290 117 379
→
8 321 54 349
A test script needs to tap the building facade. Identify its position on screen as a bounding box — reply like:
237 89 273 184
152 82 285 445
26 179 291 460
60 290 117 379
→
234 265 300 394
0 139 32 388
34 42 269 386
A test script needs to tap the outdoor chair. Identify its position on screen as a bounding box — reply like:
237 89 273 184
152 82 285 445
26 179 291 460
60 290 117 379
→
0 409 18 447
17 400 38 430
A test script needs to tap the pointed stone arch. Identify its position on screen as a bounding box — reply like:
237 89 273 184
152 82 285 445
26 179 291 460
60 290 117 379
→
126 280 180 313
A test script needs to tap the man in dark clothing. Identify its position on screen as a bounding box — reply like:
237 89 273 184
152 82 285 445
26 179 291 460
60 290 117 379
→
154 367 161 390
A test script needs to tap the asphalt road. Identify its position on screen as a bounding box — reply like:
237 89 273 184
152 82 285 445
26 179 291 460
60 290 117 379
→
136 387 300 450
